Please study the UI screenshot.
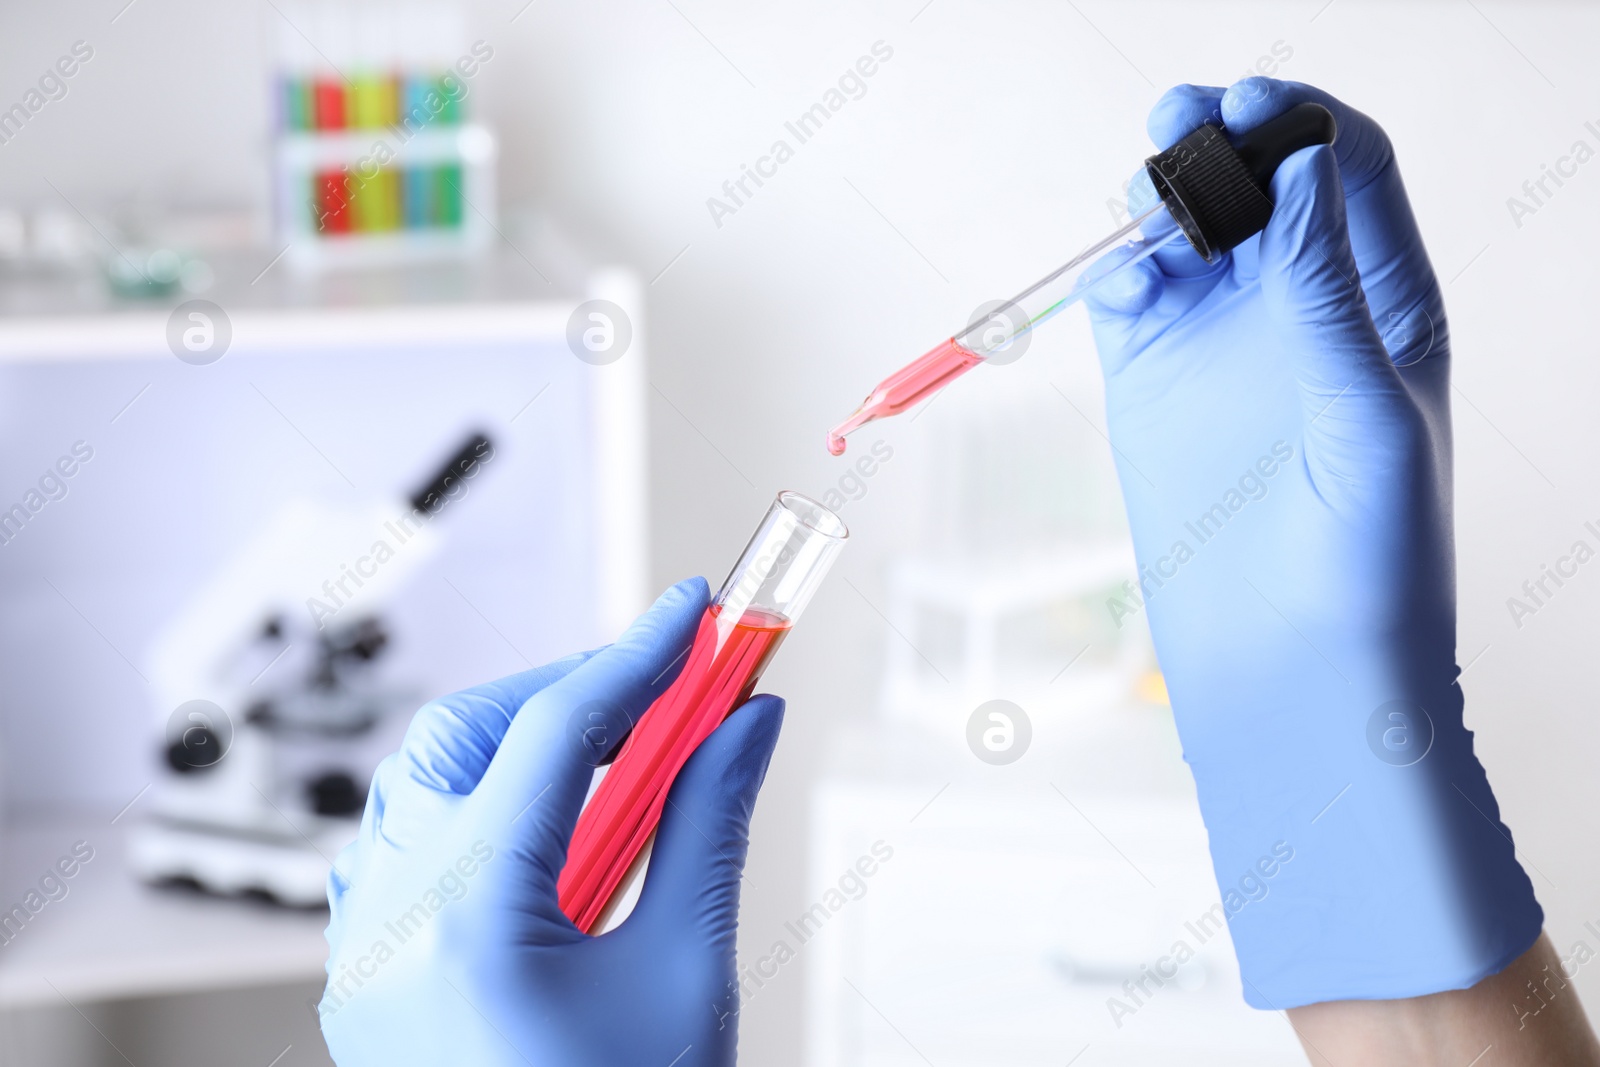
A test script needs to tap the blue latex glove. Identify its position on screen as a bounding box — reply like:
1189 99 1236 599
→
1084 78 1541 1007
318 577 783 1065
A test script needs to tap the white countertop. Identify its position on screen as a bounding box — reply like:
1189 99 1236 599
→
0 814 330 1008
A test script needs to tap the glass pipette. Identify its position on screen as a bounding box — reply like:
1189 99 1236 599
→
827 102 1336 455
826 204 1182 455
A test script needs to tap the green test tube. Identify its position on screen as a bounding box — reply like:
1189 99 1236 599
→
434 164 463 228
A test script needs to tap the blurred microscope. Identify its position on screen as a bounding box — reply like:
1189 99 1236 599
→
129 432 494 906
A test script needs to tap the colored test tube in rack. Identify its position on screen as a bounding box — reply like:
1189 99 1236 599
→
309 164 465 236
276 3 469 132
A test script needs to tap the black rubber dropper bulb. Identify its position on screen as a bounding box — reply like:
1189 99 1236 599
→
1143 102 1338 262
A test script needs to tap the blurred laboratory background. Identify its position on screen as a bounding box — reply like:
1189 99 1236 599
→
0 1 1596 1064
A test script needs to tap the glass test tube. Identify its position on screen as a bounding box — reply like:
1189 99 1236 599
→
558 491 849 934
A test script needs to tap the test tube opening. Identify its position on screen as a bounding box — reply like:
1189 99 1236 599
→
776 489 849 540
714 491 848 634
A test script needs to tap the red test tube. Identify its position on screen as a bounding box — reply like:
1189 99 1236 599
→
313 77 346 130
558 491 849 933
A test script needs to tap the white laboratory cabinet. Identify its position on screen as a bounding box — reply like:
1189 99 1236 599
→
0 249 647 1063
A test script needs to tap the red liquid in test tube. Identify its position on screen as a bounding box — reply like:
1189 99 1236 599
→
557 491 848 934
313 78 346 130
558 604 791 932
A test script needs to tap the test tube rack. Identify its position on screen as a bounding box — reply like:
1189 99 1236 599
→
270 2 497 271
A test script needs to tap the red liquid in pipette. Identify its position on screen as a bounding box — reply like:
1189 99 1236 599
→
826 337 983 455
558 603 791 932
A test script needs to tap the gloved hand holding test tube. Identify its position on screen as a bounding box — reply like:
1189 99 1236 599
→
319 493 846 1066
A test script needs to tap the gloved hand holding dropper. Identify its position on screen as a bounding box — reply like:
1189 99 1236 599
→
1083 77 1596 1064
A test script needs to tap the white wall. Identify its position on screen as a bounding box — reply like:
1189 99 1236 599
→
4 2 1600 1064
